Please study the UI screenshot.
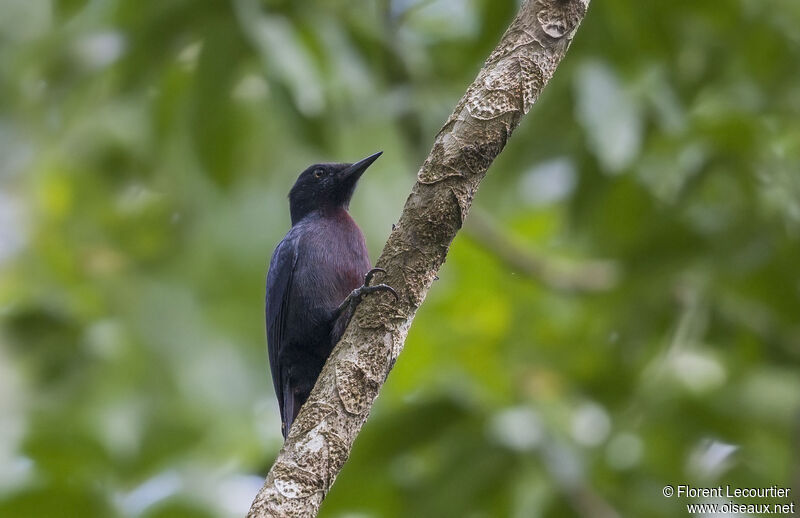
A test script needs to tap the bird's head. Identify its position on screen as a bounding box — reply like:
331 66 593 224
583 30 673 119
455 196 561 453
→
288 151 382 225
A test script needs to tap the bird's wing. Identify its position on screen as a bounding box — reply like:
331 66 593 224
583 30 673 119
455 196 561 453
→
265 233 298 433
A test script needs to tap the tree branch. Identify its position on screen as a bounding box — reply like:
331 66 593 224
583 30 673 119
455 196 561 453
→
248 1 591 515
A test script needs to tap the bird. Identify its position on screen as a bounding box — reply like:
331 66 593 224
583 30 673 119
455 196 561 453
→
265 151 397 439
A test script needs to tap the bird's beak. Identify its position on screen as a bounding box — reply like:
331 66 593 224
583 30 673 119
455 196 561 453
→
338 151 382 182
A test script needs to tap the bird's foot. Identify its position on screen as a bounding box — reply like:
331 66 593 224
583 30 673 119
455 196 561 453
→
335 268 398 317
357 267 399 302
362 268 398 299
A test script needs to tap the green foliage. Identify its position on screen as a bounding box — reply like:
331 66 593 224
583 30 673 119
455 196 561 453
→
1 0 798 516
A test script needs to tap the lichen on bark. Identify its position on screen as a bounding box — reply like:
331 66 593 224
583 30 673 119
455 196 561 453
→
248 1 590 516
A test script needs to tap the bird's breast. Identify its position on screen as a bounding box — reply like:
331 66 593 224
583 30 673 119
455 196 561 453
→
299 211 371 310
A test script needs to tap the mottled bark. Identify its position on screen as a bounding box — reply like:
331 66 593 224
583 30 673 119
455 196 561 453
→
248 1 590 516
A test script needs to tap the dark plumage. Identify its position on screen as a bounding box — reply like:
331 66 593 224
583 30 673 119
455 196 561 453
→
265 152 395 439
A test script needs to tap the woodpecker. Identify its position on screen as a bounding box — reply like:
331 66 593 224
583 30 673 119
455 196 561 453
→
265 152 396 439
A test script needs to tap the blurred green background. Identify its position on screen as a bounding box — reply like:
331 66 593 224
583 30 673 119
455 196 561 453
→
1 0 799 516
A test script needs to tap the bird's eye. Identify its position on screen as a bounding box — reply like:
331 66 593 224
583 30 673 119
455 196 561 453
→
313 169 324 179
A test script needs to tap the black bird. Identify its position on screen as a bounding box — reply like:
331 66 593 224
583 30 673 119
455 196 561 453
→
265 152 396 439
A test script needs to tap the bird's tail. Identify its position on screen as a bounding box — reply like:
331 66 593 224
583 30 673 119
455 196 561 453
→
282 380 310 439
282 381 295 439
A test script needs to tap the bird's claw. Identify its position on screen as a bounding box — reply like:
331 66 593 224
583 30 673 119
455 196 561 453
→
362 268 398 301
364 267 386 287
335 270 398 318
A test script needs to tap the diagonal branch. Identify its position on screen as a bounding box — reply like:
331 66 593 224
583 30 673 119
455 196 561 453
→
248 1 591 516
